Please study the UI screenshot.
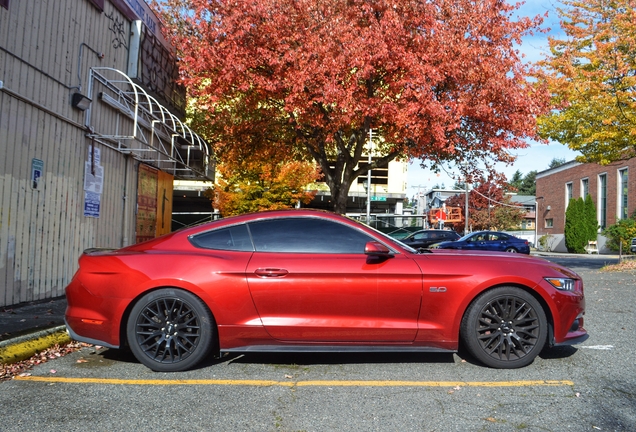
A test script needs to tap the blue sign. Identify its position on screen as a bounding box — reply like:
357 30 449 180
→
84 191 101 218
31 158 43 190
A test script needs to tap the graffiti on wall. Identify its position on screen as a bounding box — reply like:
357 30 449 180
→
105 10 128 50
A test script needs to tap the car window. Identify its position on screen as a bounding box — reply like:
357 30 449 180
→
190 224 254 251
248 217 374 254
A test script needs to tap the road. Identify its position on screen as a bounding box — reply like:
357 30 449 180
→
1 256 634 431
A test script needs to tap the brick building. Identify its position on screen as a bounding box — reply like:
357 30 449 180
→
535 158 636 252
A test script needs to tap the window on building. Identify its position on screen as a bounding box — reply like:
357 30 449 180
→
565 183 573 208
581 178 589 197
619 168 628 220
598 174 607 229
545 219 553 228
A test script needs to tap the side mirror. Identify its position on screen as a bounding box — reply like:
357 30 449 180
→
364 241 393 257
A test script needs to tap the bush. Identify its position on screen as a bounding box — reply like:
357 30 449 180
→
602 217 636 253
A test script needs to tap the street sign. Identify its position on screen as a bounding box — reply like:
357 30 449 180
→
31 158 43 190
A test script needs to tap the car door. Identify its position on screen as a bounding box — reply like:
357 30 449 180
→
486 232 508 252
463 233 486 250
245 217 423 342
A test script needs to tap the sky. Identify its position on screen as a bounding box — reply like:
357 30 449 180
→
406 0 578 196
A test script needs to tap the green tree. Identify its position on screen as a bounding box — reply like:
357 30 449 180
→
564 198 586 253
584 194 599 241
548 157 566 169
536 0 636 164
518 171 537 196
508 170 523 192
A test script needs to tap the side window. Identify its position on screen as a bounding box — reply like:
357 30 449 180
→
248 217 374 253
190 224 253 251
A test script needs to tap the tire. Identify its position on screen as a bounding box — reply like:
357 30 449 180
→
126 288 215 372
505 247 518 253
460 286 547 369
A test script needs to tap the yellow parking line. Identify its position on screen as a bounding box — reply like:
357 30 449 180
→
14 376 574 387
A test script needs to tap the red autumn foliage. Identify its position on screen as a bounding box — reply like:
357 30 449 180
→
156 0 550 213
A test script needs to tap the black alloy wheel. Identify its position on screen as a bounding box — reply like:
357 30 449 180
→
461 286 547 369
127 288 214 372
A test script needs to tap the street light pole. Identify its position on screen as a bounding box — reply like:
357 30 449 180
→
465 181 469 234
366 129 372 224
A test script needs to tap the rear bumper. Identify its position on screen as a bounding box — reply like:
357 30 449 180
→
65 319 119 349
65 276 127 348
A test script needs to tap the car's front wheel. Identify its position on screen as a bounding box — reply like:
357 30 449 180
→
460 286 547 369
126 288 215 372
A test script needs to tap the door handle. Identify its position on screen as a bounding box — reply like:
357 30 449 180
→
254 268 289 277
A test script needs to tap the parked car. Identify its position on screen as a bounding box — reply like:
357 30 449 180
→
400 229 460 249
631 238 636 253
65 210 586 372
433 231 530 254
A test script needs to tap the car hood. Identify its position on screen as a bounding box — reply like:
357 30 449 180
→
423 249 581 279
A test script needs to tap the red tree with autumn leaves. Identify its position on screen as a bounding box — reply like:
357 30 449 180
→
156 0 550 214
446 182 525 231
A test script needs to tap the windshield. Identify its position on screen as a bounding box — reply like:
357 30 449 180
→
346 217 419 254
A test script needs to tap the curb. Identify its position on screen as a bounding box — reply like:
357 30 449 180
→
0 326 71 365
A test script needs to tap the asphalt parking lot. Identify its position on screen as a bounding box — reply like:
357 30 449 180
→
1 255 634 431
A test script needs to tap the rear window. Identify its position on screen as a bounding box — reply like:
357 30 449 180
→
190 224 253 251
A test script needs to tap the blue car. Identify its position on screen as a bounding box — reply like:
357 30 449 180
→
433 231 530 254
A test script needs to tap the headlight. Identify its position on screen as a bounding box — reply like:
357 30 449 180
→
545 277 575 291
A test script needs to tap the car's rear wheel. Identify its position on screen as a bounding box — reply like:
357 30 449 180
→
461 286 547 369
505 247 518 253
126 288 214 372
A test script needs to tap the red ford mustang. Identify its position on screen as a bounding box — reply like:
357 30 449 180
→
65 209 587 372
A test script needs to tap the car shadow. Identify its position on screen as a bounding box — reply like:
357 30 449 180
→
539 345 579 360
215 351 456 367
94 346 575 370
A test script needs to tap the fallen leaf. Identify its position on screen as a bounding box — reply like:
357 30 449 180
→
485 417 497 423
284 374 293 379
50 369 57 374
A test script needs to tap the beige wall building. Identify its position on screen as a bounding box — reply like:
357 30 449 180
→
0 0 211 307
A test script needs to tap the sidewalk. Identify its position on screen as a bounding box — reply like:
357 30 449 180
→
0 296 70 364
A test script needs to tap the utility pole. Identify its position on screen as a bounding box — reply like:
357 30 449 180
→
465 181 469 234
366 129 373 224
